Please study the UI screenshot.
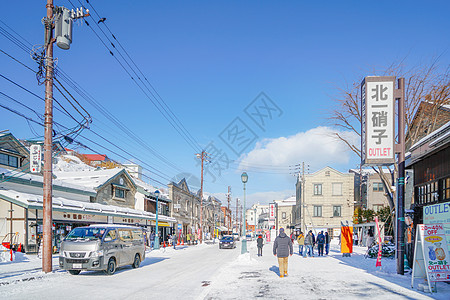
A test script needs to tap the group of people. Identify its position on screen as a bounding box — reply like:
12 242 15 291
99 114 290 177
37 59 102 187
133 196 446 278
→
296 230 331 257
272 228 333 278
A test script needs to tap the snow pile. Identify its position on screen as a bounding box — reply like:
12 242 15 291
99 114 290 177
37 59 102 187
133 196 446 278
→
53 155 95 172
0 245 13 263
236 252 257 265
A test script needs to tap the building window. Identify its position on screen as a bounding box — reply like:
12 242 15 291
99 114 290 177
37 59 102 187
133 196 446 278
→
282 212 286 219
332 183 343 196
443 177 450 201
114 188 125 199
333 206 341 217
373 182 384 192
325 171 330 176
313 184 322 195
0 153 19 168
313 205 322 217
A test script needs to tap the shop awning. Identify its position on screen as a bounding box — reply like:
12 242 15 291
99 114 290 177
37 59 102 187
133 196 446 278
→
0 189 177 224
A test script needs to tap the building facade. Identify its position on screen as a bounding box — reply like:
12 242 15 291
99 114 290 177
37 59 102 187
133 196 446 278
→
300 166 354 236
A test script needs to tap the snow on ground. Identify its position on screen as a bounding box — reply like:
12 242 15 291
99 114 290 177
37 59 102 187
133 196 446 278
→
1 240 450 300
200 240 450 300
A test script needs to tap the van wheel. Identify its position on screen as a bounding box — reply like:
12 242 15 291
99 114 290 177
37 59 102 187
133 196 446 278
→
68 270 81 275
132 254 140 268
105 258 116 275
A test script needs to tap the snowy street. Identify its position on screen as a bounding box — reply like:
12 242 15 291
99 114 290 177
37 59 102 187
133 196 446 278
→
2 239 450 299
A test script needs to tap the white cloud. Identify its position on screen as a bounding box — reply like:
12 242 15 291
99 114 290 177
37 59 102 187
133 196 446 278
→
238 126 358 172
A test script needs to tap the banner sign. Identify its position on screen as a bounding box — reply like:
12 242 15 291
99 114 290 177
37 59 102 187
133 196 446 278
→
375 216 382 267
30 145 42 173
361 76 396 166
269 203 275 220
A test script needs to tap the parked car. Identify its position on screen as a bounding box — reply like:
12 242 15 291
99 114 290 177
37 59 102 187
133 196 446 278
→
59 224 146 275
232 233 240 241
246 234 253 241
219 235 236 249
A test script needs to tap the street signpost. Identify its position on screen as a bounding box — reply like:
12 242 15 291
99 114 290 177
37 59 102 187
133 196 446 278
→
361 76 396 166
361 76 406 275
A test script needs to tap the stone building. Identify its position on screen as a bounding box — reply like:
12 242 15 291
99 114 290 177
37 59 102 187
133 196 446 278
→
299 166 354 236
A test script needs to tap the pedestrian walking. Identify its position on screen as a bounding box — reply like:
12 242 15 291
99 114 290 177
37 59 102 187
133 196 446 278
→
310 230 316 256
150 232 155 249
187 233 191 245
297 231 305 257
325 231 331 255
317 231 325 256
257 235 264 256
353 231 358 246
304 231 314 257
273 228 293 278
172 233 177 249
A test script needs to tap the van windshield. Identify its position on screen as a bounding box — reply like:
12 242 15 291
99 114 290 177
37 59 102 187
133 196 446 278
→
65 227 107 241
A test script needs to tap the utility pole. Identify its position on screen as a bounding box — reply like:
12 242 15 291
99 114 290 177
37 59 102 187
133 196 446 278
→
196 151 209 243
41 1 88 273
227 186 231 233
235 198 239 233
42 0 55 274
302 162 306 233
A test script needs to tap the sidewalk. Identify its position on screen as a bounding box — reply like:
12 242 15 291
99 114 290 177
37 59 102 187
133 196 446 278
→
200 240 450 299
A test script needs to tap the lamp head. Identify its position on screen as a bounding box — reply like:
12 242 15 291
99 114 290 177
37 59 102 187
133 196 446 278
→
241 172 248 183
154 190 160 196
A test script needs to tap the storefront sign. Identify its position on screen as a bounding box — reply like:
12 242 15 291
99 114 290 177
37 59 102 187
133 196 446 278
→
30 145 42 173
361 76 396 166
423 202 450 254
412 223 450 290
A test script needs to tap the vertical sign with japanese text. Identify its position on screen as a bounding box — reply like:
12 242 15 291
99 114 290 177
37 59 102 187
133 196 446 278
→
269 203 275 221
361 76 395 166
30 144 42 173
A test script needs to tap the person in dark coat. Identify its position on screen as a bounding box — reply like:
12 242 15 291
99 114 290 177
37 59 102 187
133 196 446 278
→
304 231 314 257
273 228 293 277
325 231 331 255
317 231 325 256
257 235 264 256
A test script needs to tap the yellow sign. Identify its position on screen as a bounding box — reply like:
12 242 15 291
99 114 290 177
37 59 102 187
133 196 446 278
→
425 236 443 243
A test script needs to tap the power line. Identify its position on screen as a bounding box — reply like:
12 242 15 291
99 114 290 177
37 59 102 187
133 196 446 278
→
72 0 203 153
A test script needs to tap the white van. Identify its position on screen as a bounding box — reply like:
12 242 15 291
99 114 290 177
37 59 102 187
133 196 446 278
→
59 224 146 275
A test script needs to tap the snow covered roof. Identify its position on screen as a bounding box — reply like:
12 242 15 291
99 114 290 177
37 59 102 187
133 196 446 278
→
410 120 450 151
0 189 176 223
0 167 96 194
54 167 126 190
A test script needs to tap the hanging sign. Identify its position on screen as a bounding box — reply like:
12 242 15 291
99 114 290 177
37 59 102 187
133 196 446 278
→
361 76 396 166
412 224 450 292
269 203 275 220
30 145 42 173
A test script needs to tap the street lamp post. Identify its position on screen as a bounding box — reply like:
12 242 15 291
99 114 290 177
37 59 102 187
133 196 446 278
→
241 172 248 254
154 190 160 250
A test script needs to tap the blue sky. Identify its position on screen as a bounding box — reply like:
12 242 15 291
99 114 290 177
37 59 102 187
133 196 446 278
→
1 1 449 207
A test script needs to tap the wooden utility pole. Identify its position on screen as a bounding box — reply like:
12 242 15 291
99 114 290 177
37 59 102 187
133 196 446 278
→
43 0 55 274
235 198 239 233
196 150 209 243
227 186 231 232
